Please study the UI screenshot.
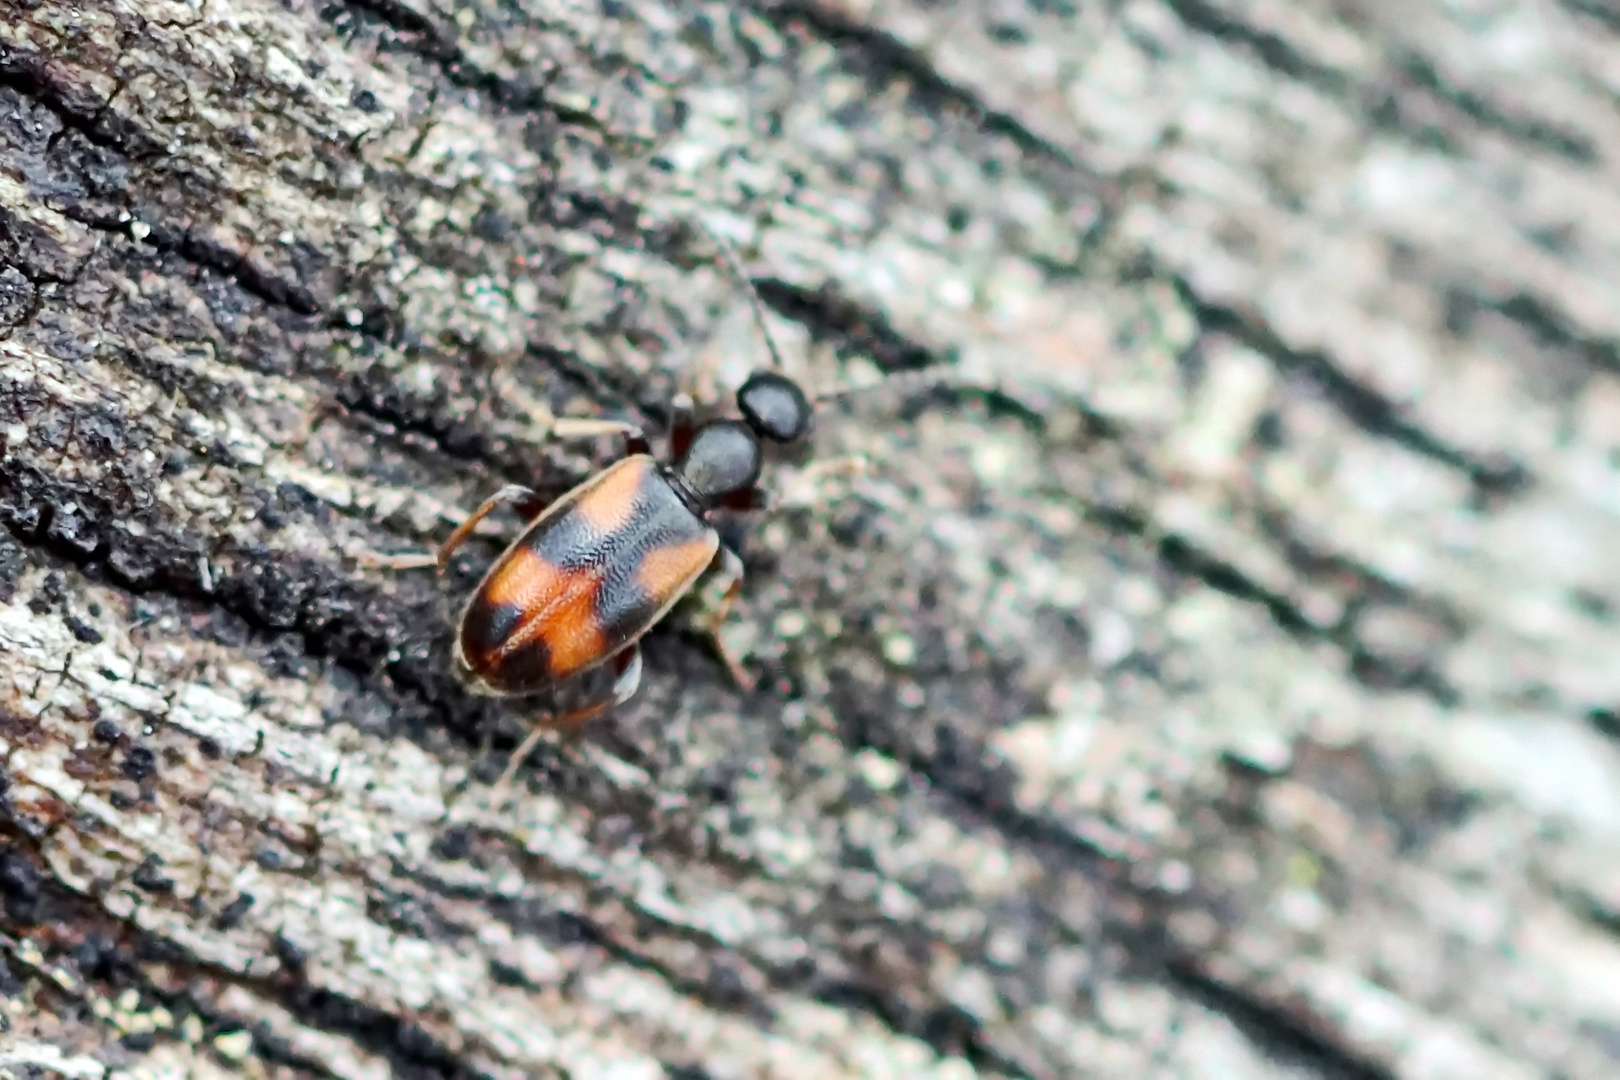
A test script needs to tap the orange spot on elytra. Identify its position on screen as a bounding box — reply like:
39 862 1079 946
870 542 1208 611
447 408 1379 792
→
483 547 607 679
573 455 647 536
481 546 559 609
636 536 719 601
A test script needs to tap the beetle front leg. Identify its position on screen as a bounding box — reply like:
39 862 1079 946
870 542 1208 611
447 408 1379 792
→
359 483 540 573
360 415 655 574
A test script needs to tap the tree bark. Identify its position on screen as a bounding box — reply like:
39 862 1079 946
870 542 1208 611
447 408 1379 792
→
3 1 1620 1077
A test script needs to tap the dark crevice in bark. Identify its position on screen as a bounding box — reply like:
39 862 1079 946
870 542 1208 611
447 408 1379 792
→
0 50 160 160
0 216 81 288
408 802 1044 1075
0 833 344 1080
1152 532 1320 639
1171 276 1532 497
319 338 655 487
1251 505 1468 637
1167 531 1461 701
820 653 1175 1044
160 227 323 318
518 338 682 437
1394 51 1597 164
0 885 495 1080
342 0 462 63
665 1066 719 1080
327 370 518 468
1589 706 1620 745
0 458 406 682
1481 290 1620 377
1166 957 1398 1080
272 984 489 1080
0 815 488 1079
339 0 602 132
826 660 1119 857
1164 0 1596 165
1081 502 1462 704
0 85 325 324
44 210 327 321
759 0 1087 173
1160 0 1349 92
753 277 942 372
402 879 799 1045
213 1028 344 1080
1563 0 1620 32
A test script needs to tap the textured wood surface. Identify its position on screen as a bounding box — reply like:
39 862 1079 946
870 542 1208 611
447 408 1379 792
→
3 1 1620 1077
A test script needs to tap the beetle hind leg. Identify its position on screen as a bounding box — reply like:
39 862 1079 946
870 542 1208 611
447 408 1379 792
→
491 645 643 796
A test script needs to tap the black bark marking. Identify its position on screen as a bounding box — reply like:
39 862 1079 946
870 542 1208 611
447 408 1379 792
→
762 1 1087 173
1167 958 1398 1080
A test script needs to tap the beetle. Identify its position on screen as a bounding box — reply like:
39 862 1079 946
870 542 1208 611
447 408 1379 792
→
365 255 819 787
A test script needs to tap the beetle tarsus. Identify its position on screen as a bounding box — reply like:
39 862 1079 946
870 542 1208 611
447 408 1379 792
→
356 550 440 571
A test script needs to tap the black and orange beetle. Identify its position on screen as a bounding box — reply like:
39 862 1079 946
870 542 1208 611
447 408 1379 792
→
367 258 819 785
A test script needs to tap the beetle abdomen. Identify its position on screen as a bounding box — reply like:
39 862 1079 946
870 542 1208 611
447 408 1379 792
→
455 455 718 696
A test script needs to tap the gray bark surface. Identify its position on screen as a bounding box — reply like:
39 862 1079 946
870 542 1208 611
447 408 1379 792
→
2 0 1619 1077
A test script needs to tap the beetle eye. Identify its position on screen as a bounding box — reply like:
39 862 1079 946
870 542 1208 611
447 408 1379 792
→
737 371 812 443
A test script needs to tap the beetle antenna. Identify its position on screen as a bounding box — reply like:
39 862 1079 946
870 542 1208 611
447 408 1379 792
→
692 214 790 375
813 363 1052 426
811 364 963 406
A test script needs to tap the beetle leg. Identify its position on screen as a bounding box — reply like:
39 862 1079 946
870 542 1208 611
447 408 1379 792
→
361 414 654 573
492 645 643 795
359 483 539 573
356 550 441 571
696 546 755 691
